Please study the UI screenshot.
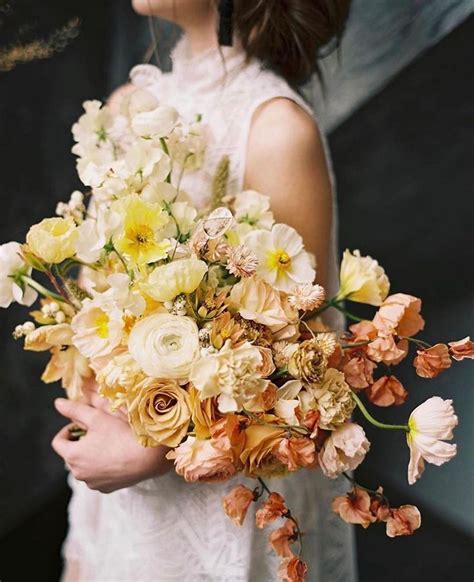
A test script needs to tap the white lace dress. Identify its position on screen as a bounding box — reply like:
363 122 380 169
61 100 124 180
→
62 38 357 582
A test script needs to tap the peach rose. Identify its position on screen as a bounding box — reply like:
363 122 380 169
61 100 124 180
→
188 385 222 439
246 383 278 413
448 336 474 361
373 293 424 337
255 492 288 528
222 484 255 526
414 343 451 378
277 556 308 582
386 505 421 537
240 423 287 477
166 436 237 482
366 333 408 365
128 378 191 447
269 520 297 558
257 346 276 377
343 352 376 389
273 437 316 472
332 489 376 529
366 375 408 407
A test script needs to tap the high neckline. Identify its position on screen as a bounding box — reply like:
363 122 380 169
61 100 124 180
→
170 35 248 95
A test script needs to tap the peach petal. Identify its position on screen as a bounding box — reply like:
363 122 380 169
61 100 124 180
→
366 375 408 407
448 336 474 361
222 484 255 526
414 343 451 378
332 488 377 529
386 505 421 537
269 519 297 558
255 492 288 528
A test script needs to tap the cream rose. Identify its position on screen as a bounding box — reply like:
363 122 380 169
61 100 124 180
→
128 313 200 381
145 257 208 302
128 377 191 447
26 217 78 264
336 249 390 306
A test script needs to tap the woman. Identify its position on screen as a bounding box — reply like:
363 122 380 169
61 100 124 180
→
52 1 356 580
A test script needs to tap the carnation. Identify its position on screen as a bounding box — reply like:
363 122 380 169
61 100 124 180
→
310 368 356 430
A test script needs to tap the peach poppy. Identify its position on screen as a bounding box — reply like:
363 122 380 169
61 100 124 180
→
414 343 451 378
222 484 255 526
366 375 408 407
343 352 377 389
386 505 421 537
332 488 376 529
255 492 288 528
273 437 316 472
448 336 474 361
373 293 424 337
277 555 308 582
269 519 298 558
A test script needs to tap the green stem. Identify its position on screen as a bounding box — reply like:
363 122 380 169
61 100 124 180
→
342 472 389 504
399 335 432 349
333 304 363 322
160 137 172 184
22 276 65 303
257 477 272 495
351 391 409 432
269 367 288 380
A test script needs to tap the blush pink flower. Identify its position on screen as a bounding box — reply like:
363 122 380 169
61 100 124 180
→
365 375 408 407
166 436 237 483
414 343 451 378
373 293 425 337
348 320 378 342
386 505 421 537
273 437 316 472
222 484 255 526
332 488 377 529
255 492 288 528
277 556 308 582
366 332 408 365
318 423 370 479
269 520 297 558
448 336 474 361
343 352 377 389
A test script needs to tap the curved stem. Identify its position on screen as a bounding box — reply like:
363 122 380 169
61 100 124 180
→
22 276 65 303
399 335 432 349
333 303 363 322
351 391 409 432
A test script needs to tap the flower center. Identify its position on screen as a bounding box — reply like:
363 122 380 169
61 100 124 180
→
267 248 292 272
163 333 182 352
129 225 154 247
94 311 110 339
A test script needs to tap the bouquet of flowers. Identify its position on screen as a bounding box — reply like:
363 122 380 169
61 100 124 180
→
1 86 472 581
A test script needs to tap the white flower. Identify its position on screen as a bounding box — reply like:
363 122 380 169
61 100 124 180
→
167 121 207 171
319 423 370 479
162 201 198 239
131 105 179 139
75 218 107 263
96 273 146 317
190 340 268 413
274 379 304 425
337 249 390 306
71 300 124 359
146 257 207 302
234 190 274 236
72 100 114 156
128 313 200 381
244 224 316 292
0 242 37 308
112 140 170 186
407 396 458 484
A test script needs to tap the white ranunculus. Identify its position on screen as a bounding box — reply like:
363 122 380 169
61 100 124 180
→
319 423 370 479
128 313 200 381
407 396 458 484
0 242 38 308
146 257 207 303
131 105 179 139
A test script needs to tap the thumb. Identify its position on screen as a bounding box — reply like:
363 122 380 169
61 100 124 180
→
54 398 97 427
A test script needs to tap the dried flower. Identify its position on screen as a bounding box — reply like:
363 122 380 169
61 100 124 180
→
255 492 288 528
226 245 258 278
288 338 328 384
386 505 421 537
366 375 407 407
277 556 308 582
288 283 325 311
269 520 297 558
448 336 474 361
310 368 355 430
414 343 451 378
343 352 376 390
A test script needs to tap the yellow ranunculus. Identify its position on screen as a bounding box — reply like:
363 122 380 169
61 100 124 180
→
26 217 78 264
145 257 208 302
336 249 390 306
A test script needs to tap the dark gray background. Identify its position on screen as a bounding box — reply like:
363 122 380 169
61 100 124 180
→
0 2 472 580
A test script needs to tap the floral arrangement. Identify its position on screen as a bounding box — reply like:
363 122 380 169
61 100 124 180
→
1 86 472 582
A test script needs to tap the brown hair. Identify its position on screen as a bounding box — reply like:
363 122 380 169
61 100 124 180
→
233 0 352 86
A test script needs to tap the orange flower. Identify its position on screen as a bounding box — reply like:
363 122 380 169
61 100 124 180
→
332 488 377 529
373 293 424 337
348 320 378 342
269 520 297 558
273 437 316 472
257 346 277 377
303 410 320 438
448 336 474 361
222 484 255 526
366 375 408 407
246 382 278 413
255 492 288 528
277 556 308 582
386 505 421 537
367 333 408 365
240 424 287 477
343 353 376 389
210 414 248 462
188 385 222 439
370 494 391 522
414 343 451 378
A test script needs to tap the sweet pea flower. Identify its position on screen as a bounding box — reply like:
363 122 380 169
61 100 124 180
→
407 396 458 484
0 242 37 308
386 505 421 537
269 520 297 558
448 336 474 361
365 375 408 407
373 293 425 337
414 343 451 378
255 492 288 528
332 488 377 529
222 484 255 526
277 556 308 582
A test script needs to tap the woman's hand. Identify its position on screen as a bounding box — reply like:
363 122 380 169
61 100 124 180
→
51 393 172 494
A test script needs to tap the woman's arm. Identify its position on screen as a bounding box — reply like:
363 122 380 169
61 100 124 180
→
244 98 333 290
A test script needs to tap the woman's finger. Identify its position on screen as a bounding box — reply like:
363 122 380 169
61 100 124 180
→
54 397 98 426
87 391 128 421
51 423 76 459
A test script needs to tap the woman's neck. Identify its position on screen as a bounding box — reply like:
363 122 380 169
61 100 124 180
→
181 14 218 55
